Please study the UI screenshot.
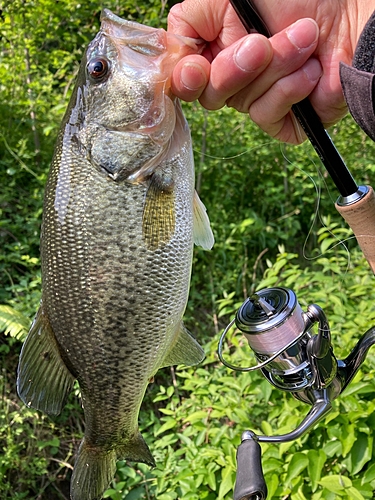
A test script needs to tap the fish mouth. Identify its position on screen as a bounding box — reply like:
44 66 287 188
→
101 9 168 55
100 9 204 68
99 9 204 105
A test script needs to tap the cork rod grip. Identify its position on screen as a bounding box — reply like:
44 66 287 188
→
335 186 375 273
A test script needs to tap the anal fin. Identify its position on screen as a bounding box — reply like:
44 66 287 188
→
17 306 75 415
161 322 205 368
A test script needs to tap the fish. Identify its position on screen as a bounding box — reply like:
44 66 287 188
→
16 9 214 500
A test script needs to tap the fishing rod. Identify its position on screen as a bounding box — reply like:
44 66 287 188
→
229 0 375 274
218 2 375 499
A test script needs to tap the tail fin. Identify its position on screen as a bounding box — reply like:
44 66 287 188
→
70 434 155 500
70 439 117 500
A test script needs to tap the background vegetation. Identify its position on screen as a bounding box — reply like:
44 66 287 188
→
1 0 375 498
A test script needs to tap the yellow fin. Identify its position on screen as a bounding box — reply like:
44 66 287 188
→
142 172 175 250
193 190 214 250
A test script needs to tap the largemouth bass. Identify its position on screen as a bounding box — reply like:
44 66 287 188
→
17 9 213 500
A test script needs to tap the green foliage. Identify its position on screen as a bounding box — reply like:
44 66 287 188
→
2 0 375 499
0 305 29 340
0 356 79 499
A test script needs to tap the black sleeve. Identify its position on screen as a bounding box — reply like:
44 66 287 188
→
340 10 375 141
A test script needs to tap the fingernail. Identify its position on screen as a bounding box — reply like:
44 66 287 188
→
234 36 269 72
286 18 319 50
180 62 207 91
303 58 322 82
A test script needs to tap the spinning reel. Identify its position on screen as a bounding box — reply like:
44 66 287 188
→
219 287 375 499
224 1 375 498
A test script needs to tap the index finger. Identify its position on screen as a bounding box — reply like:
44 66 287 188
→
168 0 248 46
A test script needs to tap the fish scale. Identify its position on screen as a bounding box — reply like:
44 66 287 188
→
17 9 214 500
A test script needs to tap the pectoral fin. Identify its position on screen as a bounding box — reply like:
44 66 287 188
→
17 306 75 415
143 171 175 250
193 190 214 250
160 322 205 368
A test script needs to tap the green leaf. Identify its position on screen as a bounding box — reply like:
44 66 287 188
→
0 305 30 339
206 470 217 491
345 434 373 475
167 385 175 398
320 237 335 255
341 424 356 457
176 469 196 481
123 488 148 500
346 487 365 500
319 475 352 493
285 453 309 485
155 418 177 436
323 439 342 458
292 487 308 500
217 466 234 499
362 462 375 484
183 411 208 424
352 478 374 498
343 381 374 396
265 474 279 499
157 494 178 500
261 420 273 435
308 449 326 492
103 490 117 498
262 457 283 475
259 379 273 403
279 440 295 457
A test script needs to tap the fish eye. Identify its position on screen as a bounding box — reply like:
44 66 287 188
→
87 57 110 82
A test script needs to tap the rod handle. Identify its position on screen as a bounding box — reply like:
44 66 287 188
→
234 435 267 500
335 185 375 273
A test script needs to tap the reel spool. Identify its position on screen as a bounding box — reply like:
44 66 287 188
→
234 288 313 391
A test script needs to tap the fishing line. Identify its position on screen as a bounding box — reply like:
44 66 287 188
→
194 118 352 268
1 132 40 180
289 112 326 258
287 113 364 273
279 142 351 273
194 109 355 271
192 140 275 161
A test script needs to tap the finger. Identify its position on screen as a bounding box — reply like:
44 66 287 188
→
249 58 323 143
168 1 233 40
171 55 211 102
308 71 348 129
225 18 319 112
198 34 273 110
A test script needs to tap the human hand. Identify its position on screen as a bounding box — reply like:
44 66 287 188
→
168 0 375 144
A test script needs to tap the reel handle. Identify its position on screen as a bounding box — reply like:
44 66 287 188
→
234 432 267 500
